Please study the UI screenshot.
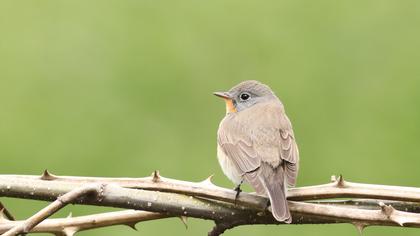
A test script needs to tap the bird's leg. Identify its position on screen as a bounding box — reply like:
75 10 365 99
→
233 180 244 204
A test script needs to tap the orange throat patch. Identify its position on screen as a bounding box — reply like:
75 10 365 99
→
224 99 237 113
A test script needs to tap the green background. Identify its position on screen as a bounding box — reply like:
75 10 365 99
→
1 0 420 235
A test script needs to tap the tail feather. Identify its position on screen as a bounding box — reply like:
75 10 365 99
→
257 163 291 223
244 163 292 222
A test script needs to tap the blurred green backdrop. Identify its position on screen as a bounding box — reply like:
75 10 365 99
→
1 0 420 235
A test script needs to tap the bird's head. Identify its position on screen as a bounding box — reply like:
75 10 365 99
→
214 80 277 114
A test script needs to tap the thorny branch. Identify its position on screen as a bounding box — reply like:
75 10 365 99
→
0 171 420 235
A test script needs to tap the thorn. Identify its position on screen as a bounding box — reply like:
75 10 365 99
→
330 175 337 182
126 222 138 231
179 215 188 229
54 233 66 236
393 217 407 227
151 170 161 182
352 222 367 235
67 212 72 218
201 174 215 186
62 228 77 236
378 202 407 225
379 202 407 226
336 174 346 188
40 169 57 181
379 202 394 217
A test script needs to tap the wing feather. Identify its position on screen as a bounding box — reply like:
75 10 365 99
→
220 141 260 172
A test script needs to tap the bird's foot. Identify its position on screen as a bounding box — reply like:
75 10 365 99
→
233 180 243 204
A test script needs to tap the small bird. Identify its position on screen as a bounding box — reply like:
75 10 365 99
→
214 80 299 223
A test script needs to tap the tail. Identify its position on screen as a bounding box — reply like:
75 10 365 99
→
259 163 291 223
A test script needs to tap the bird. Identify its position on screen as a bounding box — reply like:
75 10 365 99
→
214 80 299 223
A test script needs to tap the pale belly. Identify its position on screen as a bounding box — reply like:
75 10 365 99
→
217 144 243 185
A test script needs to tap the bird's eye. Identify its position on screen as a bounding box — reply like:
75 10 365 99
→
239 92 251 101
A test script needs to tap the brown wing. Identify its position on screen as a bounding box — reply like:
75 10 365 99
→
280 130 299 186
278 117 299 187
217 118 261 173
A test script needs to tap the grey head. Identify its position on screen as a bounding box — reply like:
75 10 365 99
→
214 80 278 113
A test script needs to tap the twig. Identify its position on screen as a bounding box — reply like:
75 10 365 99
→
208 221 241 236
2 184 102 236
0 210 168 235
0 202 15 221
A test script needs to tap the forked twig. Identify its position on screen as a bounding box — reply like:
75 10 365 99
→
2 184 103 236
0 210 168 235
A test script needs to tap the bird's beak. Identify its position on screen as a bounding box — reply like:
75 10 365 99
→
213 91 232 99
213 91 237 113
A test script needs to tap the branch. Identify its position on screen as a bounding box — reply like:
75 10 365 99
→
4 171 267 208
310 199 420 212
1 173 420 235
5 172 420 207
288 175 420 202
